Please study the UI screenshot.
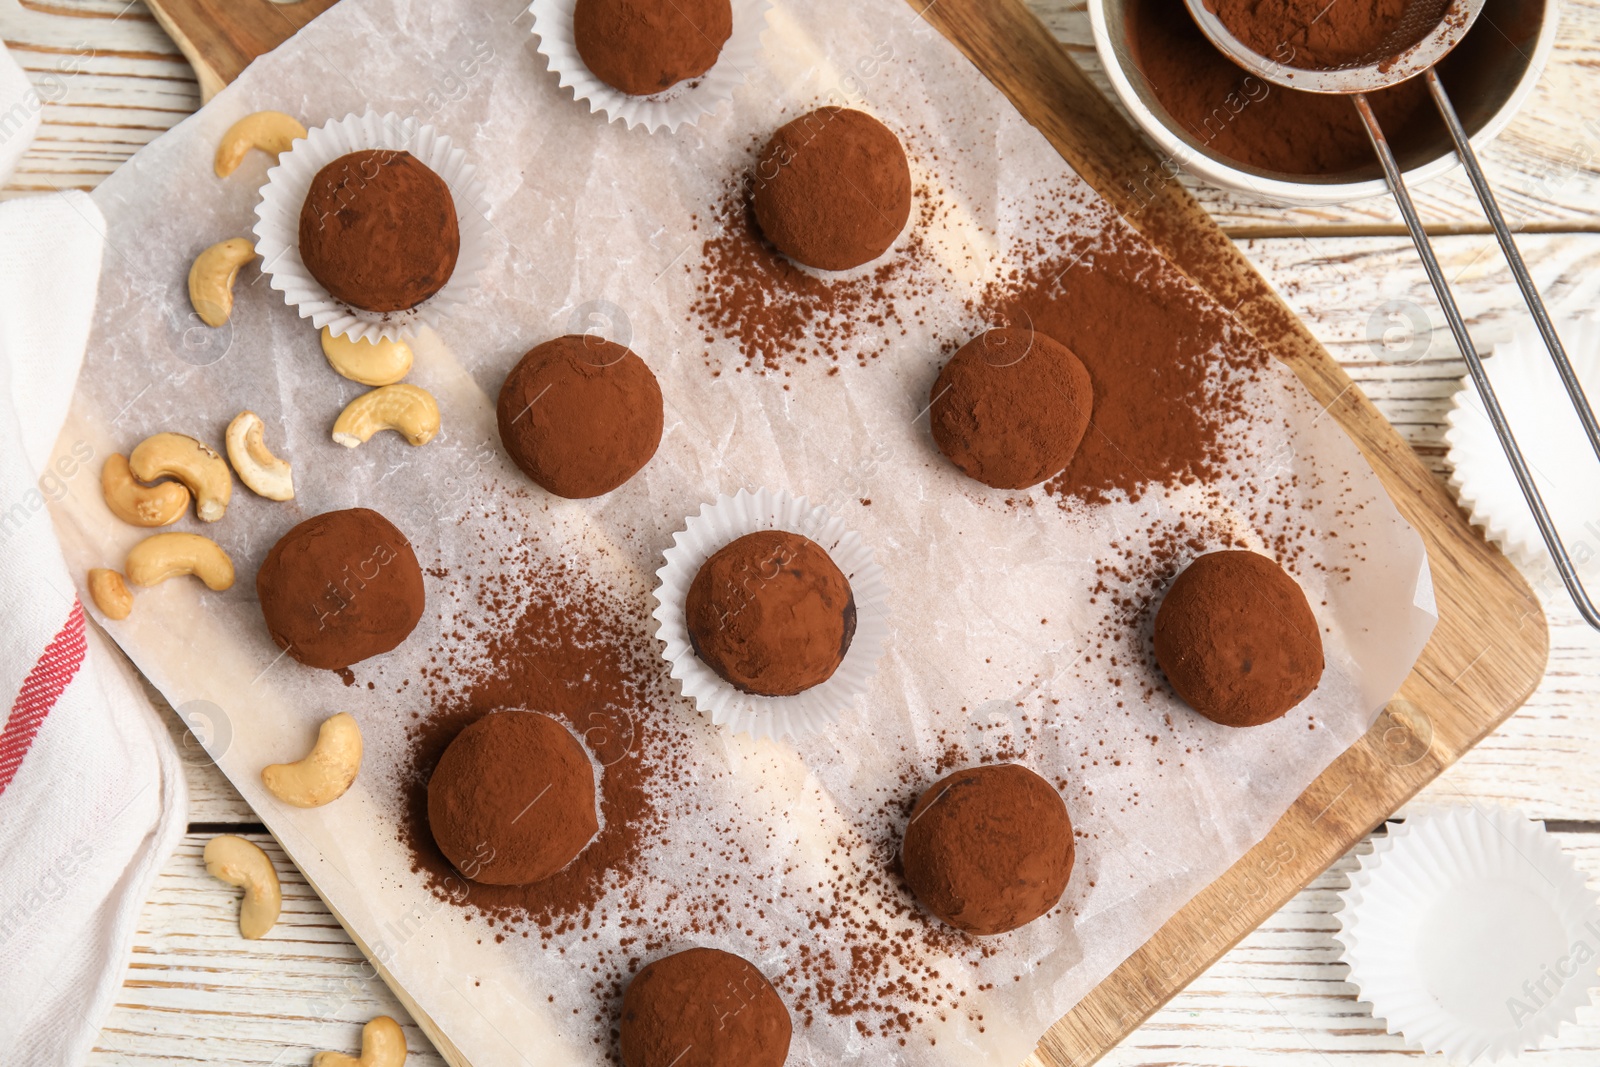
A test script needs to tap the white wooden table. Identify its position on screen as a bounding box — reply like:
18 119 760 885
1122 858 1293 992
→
4 0 1599 1062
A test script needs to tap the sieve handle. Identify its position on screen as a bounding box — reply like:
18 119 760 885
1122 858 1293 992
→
1351 90 1600 630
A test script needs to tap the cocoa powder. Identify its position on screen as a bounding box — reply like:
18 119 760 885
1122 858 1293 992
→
1206 0 1447 69
1127 0 1439 174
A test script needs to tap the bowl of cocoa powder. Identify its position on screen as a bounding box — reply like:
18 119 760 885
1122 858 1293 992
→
1089 0 1556 202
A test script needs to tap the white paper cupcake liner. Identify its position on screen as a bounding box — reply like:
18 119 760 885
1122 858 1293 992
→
1444 316 1600 569
529 0 773 134
252 112 491 342
651 488 889 740
1335 807 1600 1063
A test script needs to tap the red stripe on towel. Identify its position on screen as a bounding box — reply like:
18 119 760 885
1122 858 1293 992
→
0 600 87 798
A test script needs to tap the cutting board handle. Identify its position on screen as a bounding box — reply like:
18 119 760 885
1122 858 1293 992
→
145 0 341 103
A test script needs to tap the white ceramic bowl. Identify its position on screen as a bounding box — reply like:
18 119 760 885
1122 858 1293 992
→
1088 0 1559 204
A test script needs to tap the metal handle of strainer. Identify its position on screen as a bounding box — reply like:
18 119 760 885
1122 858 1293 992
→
1181 0 1600 630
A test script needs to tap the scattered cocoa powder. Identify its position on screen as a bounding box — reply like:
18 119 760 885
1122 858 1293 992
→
751 107 912 272
256 507 425 671
686 531 856 697
929 327 1094 490
299 150 459 313
1153 550 1325 727
573 0 732 97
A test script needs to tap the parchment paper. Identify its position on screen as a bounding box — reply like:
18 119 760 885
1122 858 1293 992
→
47 0 1436 1062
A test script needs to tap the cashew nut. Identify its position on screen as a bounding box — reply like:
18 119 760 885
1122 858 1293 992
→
129 432 233 521
125 532 235 591
188 237 255 327
313 1016 407 1067
225 411 294 501
332 384 440 448
203 835 281 940
321 327 414 387
262 713 363 808
102 453 191 527
214 110 307 178
88 568 133 620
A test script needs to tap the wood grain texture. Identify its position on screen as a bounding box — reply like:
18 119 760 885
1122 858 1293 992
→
141 0 337 102
912 0 1547 1058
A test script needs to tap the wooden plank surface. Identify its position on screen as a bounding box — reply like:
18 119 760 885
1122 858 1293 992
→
2 0 1595 1064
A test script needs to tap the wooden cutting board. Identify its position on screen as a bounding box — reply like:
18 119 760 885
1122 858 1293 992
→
141 1 1550 1064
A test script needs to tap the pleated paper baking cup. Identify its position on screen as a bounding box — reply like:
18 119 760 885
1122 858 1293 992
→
252 112 491 342
1335 807 1600 1063
528 0 773 133
1444 316 1600 569
652 489 889 740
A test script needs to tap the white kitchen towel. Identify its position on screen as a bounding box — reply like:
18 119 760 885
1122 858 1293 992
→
0 42 189 1067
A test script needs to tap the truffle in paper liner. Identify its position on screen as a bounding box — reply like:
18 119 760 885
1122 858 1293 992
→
651 488 888 739
1334 806 1600 1063
1444 317 1600 569
528 0 773 134
253 111 491 343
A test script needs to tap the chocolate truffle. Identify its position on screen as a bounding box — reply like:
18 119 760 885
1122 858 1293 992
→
929 327 1094 490
1153 550 1325 728
901 763 1075 936
427 710 599 886
686 530 855 697
750 107 912 272
298 149 459 313
573 0 733 97
496 334 664 499
620 947 791 1067
256 507 425 671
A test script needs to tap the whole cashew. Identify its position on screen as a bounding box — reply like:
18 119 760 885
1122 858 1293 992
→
261 713 363 808
88 568 133 620
204 835 281 939
332 385 440 448
321 327 414 387
225 411 294 501
188 237 255 328
129 432 233 521
214 110 307 178
313 1016 407 1067
125 532 235 591
101 453 191 527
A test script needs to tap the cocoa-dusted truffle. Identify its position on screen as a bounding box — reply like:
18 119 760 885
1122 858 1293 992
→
496 334 664 499
573 0 732 97
298 149 459 313
620 947 791 1067
686 530 855 697
930 327 1094 490
901 763 1074 936
1153 550 1324 727
256 507 425 671
427 710 599 886
751 107 912 272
